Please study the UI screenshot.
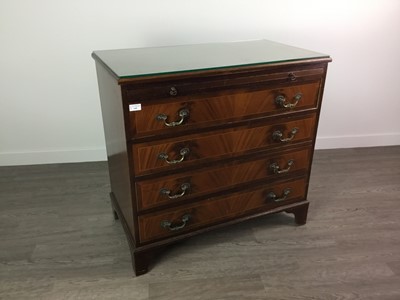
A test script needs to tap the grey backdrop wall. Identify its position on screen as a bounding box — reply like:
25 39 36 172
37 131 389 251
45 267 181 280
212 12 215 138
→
1 0 399 166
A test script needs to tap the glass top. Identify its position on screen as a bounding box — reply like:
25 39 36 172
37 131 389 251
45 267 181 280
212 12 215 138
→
92 39 329 79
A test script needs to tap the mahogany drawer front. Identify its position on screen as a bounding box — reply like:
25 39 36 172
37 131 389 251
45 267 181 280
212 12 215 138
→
138 177 307 243
136 147 312 211
128 82 320 137
132 114 317 175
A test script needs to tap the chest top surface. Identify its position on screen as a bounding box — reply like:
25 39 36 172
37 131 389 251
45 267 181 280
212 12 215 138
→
92 39 329 79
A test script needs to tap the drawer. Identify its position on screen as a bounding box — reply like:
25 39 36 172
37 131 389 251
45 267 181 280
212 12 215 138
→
132 114 317 175
138 177 307 243
127 82 321 137
136 147 312 211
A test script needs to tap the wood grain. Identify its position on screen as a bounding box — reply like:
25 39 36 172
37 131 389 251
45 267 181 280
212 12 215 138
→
95 61 136 240
138 178 307 242
136 147 312 211
123 66 325 96
129 82 320 136
133 114 317 174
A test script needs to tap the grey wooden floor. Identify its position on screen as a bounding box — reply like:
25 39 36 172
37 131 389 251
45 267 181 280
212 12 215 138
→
1 146 400 300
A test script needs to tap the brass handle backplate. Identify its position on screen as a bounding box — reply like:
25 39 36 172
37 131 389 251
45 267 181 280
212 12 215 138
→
272 127 299 142
158 148 190 165
269 159 294 174
275 93 302 109
161 214 191 231
288 72 297 81
267 188 292 202
156 108 189 127
169 86 178 96
160 183 191 199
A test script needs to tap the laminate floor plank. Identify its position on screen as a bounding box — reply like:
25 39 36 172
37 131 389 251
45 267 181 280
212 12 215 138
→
148 274 267 300
0 146 399 299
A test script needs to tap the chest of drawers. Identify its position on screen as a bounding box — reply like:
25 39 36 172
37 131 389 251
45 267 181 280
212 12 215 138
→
92 40 331 276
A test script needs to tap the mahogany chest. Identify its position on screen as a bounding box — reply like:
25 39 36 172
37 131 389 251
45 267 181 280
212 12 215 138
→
92 40 331 276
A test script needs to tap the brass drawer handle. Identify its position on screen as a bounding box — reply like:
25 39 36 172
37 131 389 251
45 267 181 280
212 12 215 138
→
156 108 189 127
275 93 302 109
161 214 191 231
158 148 190 164
160 183 191 199
267 188 292 202
272 127 299 142
269 159 294 174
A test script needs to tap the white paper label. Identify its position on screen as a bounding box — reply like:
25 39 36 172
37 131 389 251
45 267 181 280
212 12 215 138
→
129 104 142 111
